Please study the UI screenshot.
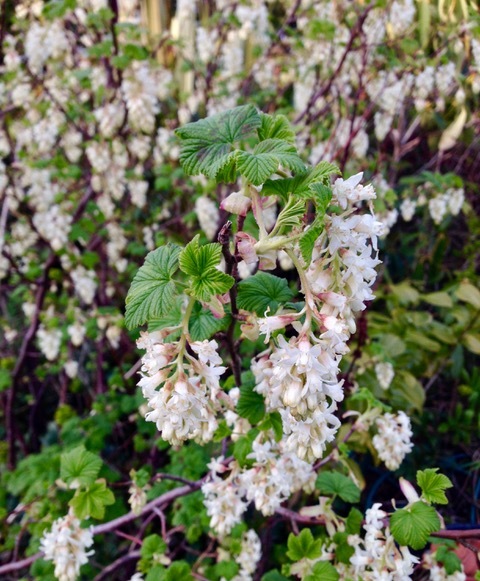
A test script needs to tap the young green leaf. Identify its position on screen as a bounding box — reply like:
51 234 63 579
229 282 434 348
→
125 244 181 330
188 302 231 341
435 544 463 575
416 468 453 505
69 479 115 520
60 447 102 488
237 272 294 315
275 197 306 231
139 534 168 574
309 182 333 216
237 382 265 424
299 223 323 265
286 529 323 561
258 113 296 143
262 161 339 199
175 104 261 179
179 235 234 302
236 139 305 186
316 471 361 503
305 560 340 581
390 501 441 550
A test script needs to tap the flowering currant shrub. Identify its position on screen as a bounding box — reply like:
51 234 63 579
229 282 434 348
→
1 0 479 580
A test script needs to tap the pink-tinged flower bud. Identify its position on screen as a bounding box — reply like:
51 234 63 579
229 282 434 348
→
258 312 299 343
399 477 420 504
236 232 258 265
258 249 277 270
221 191 251 216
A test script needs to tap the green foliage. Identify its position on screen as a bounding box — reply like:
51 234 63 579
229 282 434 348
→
233 429 259 468
286 528 323 561
189 302 231 341
237 272 294 315
139 534 168 573
60 446 102 487
175 105 262 179
125 244 181 329
390 501 441 550
237 382 265 424
69 479 115 520
435 544 463 575
416 468 453 504
305 561 339 581
236 139 305 185
316 471 361 503
179 235 234 301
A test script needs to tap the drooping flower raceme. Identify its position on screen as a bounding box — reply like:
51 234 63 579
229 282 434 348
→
40 510 94 581
372 411 413 471
348 503 419 580
136 332 227 446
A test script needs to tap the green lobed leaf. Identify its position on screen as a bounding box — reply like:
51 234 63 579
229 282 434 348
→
286 529 323 561
60 446 102 488
175 105 261 179
390 501 441 550
417 468 453 505
305 560 340 581
179 236 234 302
332 532 354 564
140 534 167 565
189 303 231 341
69 479 115 520
237 272 294 315
275 197 306 231
316 471 361 503
125 244 181 330
261 571 290 581
236 139 305 185
299 223 323 265
237 382 265 424
345 507 363 535
233 429 259 468
308 182 333 215
258 113 296 143
259 412 283 442
263 162 339 199
435 545 463 575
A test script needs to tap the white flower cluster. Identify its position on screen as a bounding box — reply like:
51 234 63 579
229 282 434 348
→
195 196 220 241
373 411 413 471
428 189 465 225
137 332 228 445
401 187 464 225
252 173 381 462
202 439 316 535
233 529 262 581
40 510 94 581
349 503 419 580
375 362 395 390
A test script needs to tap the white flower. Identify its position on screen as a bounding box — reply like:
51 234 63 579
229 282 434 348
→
221 191 251 216
373 411 413 470
40 510 94 581
195 196 219 241
37 325 62 361
128 482 147 516
447 188 464 216
400 198 416 222
375 362 395 390
429 196 448 224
